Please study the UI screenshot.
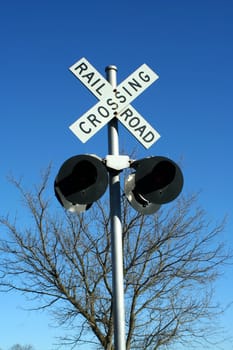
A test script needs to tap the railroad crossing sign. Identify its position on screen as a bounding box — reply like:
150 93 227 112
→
69 57 160 149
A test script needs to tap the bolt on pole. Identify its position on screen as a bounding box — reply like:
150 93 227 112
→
105 65 126 350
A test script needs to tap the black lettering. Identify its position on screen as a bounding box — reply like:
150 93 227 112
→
139 71 150 82
135 125 146 137
82 72 94 84
122 86 132 96
91 78 101 87
74 62 88 75
115 90 127 103
96 83 106 96
120 108 133 121
98 106 110 118
79 121 91 134
129 117 140 128
106 98 118 111
143 131 154 142
87 114 101 127
128 78 142 91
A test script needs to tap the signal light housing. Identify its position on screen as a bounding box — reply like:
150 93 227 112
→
54 154 108 213
124 156 183 214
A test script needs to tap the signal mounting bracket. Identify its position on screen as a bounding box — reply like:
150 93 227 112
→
105 155 131 171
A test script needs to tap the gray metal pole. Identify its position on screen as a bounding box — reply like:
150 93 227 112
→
105 65 126 350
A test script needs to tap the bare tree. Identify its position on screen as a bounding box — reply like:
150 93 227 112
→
0 167 230 349
9 345 34 350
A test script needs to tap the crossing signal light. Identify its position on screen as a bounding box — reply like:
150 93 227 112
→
124 156 183 215
54 154 108 213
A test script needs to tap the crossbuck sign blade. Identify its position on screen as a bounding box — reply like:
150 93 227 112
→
69 57 160 149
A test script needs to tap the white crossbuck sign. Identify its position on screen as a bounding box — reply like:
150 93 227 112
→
69 57 160 149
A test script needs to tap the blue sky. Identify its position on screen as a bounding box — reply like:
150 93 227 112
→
0 0 233 349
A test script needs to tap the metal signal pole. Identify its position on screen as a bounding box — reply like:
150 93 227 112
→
105 65 126 350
